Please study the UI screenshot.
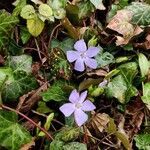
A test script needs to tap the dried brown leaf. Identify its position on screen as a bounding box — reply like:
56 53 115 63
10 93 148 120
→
20 138 35 150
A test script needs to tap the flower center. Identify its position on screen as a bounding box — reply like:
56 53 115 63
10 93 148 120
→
80 51 86 59
75 103 82 109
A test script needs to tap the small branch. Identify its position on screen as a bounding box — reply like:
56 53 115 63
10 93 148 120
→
0 104 53 140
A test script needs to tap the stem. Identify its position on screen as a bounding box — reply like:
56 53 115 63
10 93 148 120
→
0 104 53 140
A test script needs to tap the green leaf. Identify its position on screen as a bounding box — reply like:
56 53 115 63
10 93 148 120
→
36 101 52 114
90 0 105 10
106 62 138 103
142 82 150 110
39 4 53 17
7 54 32 74
125 2 150 26
107 118 117 133
138 53 149 78
78 1 95 19
134 134 150 150
27 16 44 37
41 80 68 102
0 10 19 49
0 69 38 101
106 75 127 103
0 110 31 150
51 38 75 53
20 5 36 19
13 0 27 16
50 140 65 150
53 8 66 19
49 48 72 80
20 27 31 44
55 127 80 142
63 142 87 150
96 52 114 67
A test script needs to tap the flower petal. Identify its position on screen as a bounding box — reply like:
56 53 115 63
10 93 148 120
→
74 58 85 72
79 91 87 103
74 39 87 52
67 51 79 62
74 109 88 126
84 58 97 69
86 47 100 57
69 89 79 103
81 100 96 111
59 103 75 117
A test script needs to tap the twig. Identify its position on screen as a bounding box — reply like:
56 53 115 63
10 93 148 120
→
48 23 62 50
0 104 53 140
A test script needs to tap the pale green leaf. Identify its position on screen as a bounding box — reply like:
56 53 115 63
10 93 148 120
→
138 53 149 78
13 0 27 16
63 142 87 150
50 140 64 150
20 5 36 19
125 2 150 26
90 0 105 10
39 4 53 17
142 82 150 110
134 134 150 150
0 110 31 150
7 54 32 74
115 131 131 150
53 8 66 19
27 16 44 37
0 10 19 49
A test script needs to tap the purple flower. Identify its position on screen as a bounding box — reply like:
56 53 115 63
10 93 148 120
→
59 89 96 126
67 39 100 72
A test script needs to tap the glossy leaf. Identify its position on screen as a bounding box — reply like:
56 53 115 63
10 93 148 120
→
0 110 31 150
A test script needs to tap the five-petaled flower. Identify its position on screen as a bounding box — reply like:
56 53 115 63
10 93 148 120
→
67 39 100 72
59 89 96 126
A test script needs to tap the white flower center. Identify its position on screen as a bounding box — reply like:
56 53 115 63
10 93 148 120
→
80 51 86 59
75 103 82 109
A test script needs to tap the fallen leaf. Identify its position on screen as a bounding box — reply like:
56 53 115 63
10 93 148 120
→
107 10 143 45
20 138 35 150
88 112 110 133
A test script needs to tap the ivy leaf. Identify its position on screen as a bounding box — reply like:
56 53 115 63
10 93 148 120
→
125 2 150 26
55 127 80 142
38 4 53 17
20 5 36 19
63 142 87 150
134 134 150 150
0 10 19 49
7 54 32 74
2 71 38 101
107 75 127 103
142 82 150 110
50 140 64 150
90 0 105 10
0 110 31 150
41 80 68 102
106 62 138 103
78 1 95 19
138 53 149 78
27 16 44 37
96 52 114 67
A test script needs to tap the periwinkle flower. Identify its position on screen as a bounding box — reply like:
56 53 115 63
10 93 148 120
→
67 39 100 72
59 89 96 126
